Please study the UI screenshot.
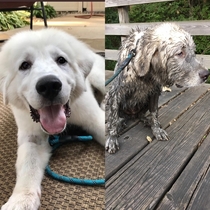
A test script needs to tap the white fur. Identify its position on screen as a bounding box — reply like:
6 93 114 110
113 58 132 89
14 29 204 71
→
0 28 105 210
134 31 144 44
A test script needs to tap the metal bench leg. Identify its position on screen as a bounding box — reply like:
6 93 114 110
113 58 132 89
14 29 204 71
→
40 1 47 28
30 5 34 30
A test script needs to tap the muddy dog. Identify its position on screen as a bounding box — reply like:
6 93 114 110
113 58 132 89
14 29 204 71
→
106 23 210 153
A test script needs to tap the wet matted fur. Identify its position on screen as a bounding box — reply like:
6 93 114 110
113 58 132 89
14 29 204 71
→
106 23 210 153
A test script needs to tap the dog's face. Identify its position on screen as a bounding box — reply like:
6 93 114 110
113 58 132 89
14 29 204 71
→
132 23 209 87
0 29 94 134
156 24 209 88
166 43 208 88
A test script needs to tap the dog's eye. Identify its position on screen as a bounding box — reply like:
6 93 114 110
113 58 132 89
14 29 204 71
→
56 56 67 65
19 61 32 71
177 52 183 57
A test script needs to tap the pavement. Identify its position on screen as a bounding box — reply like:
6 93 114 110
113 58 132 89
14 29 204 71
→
0 14 105 51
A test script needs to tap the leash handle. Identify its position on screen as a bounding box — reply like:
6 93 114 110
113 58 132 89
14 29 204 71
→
49 135 93 146
46 135 105 186
45 165 105 185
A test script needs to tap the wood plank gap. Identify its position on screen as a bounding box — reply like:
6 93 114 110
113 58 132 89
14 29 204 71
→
159 88 189 109
197 126 210 148
164 87 210 130
186 164 210 210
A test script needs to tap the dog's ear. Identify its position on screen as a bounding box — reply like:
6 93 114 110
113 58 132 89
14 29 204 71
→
72 47 95 93
63 32 94 79
132 42 158 77
76 51 94 78
151 45 168 71
61 31 96 97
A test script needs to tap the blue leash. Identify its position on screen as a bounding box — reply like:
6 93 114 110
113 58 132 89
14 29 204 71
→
45 135 105 186
105 51 135 86
105 39 140 86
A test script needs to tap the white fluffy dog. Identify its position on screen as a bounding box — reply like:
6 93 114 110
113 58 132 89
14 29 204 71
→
0 28 105 209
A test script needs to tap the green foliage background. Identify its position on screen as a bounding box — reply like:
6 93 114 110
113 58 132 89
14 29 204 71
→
0 11 29 31
105 1 210 71
33 3 57 19
0 4 57 31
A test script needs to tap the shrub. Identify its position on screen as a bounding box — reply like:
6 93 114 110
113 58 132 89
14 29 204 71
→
33 3 57 19
0 11 29 31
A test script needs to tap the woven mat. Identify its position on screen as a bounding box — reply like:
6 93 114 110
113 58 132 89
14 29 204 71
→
0 94 105 210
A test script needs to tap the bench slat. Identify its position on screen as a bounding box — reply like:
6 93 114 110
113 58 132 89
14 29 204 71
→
105 0 174 8
106 20 210 36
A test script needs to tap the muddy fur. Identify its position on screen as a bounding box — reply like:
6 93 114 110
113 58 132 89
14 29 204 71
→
106 23 210 153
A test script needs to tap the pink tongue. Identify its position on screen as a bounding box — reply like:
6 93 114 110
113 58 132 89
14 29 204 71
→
38 104 66 135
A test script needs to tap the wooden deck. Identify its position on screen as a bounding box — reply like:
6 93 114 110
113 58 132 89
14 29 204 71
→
105 71 210 209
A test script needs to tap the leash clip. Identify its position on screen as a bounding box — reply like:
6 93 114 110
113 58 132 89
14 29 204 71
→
130 49 136 57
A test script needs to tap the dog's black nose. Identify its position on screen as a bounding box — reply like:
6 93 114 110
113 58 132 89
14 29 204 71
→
199 69 210 81
36 75 62 100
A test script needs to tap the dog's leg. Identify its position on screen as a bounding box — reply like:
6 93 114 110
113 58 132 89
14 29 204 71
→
69 84 105 146
2 133 51 210
105 90 120 154
148 93 169 141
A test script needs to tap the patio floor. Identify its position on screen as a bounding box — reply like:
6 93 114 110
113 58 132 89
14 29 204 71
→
0 14 105 51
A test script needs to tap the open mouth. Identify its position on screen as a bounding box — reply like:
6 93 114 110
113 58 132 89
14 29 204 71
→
30 102 71 135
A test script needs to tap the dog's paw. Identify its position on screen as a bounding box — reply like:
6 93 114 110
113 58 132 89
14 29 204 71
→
1 191 40 210
152 127 169 141
105 136 119 154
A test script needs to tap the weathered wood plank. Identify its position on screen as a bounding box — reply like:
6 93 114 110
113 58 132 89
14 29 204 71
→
196 55 210 69
106 20 210 36
105 49 210 69
157 134 210 210
118 6 129 23
105 85 210 179
105 49 118 61
105 70 113 80
187 166 210 210
105 0 174 8
106 90 210 209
